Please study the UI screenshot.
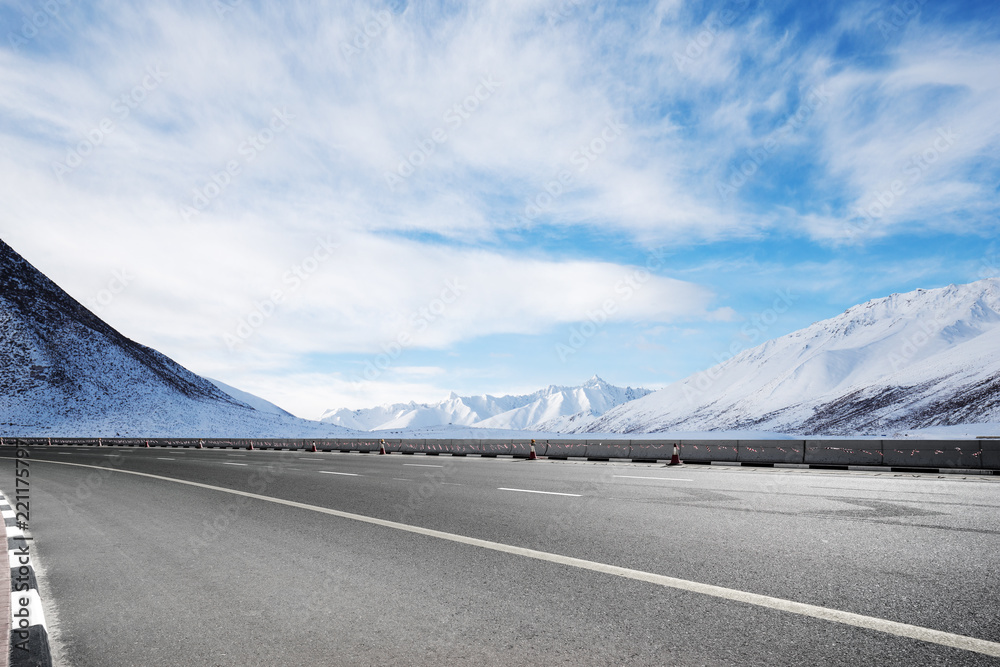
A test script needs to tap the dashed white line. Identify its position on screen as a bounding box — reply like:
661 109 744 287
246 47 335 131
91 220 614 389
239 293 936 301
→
498 487 582 497
614 475 694 482
226 454 246 457
404 464 443 468
319 471 359 477
298 458 323 461
156 458 175 461
223 462 247 466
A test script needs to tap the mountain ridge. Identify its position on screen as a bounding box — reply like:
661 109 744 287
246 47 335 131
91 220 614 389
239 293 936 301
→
579 279 1000 435
320 375 652 431
0 238 353 438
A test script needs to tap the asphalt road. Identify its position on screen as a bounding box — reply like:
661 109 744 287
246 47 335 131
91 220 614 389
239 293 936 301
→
1 446 999 666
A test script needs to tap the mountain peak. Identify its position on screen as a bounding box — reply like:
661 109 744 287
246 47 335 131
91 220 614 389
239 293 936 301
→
320 377 652 431
583 278 1000 436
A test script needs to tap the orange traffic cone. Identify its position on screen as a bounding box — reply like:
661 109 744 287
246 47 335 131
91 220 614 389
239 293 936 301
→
667 443 681 466
528 439 538 460
379 439 387 455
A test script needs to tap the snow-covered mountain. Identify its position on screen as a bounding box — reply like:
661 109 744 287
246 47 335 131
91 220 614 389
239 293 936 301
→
0 238 354 438
207 378 294 417
320 375 652 431
581 279 1000 436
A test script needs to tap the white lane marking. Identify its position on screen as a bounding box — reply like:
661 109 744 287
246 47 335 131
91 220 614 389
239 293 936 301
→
319 471 359 476
156 458 175 461
227 454 246 457
20 460 1000 659
223 462 248 466
392 478 411 482
498 487 582 497
298 458 323 461
404 464 443 468
614 476 694 482
441 483 464 486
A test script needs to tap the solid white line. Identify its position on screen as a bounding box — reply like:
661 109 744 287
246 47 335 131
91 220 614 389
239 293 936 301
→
614 475 694 482
319 471 359 476
18 459 1000 659
223 462 247 466
403 464 443 467
498 487 582 497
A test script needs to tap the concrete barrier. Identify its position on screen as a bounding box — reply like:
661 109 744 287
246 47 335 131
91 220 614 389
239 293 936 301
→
805 440 883 466
544 441 587 458
4 436 996 470
421 439 450 454
504 440 536 457
981 440 1000 469
584 440 630 459
881 440 981 468
628 440 675 461
679 440 739 462
451 439 513 456
738 440 805 464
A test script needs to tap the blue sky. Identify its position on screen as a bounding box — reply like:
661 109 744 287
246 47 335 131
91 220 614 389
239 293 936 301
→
2 0 999 418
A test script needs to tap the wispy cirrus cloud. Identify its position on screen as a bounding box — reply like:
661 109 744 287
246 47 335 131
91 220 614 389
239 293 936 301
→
1 0 998 416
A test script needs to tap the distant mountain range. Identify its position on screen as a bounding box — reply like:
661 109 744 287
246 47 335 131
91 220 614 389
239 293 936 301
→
4 234 998 438
319 375 652 432
579 279 1000 436
0 238 351 438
